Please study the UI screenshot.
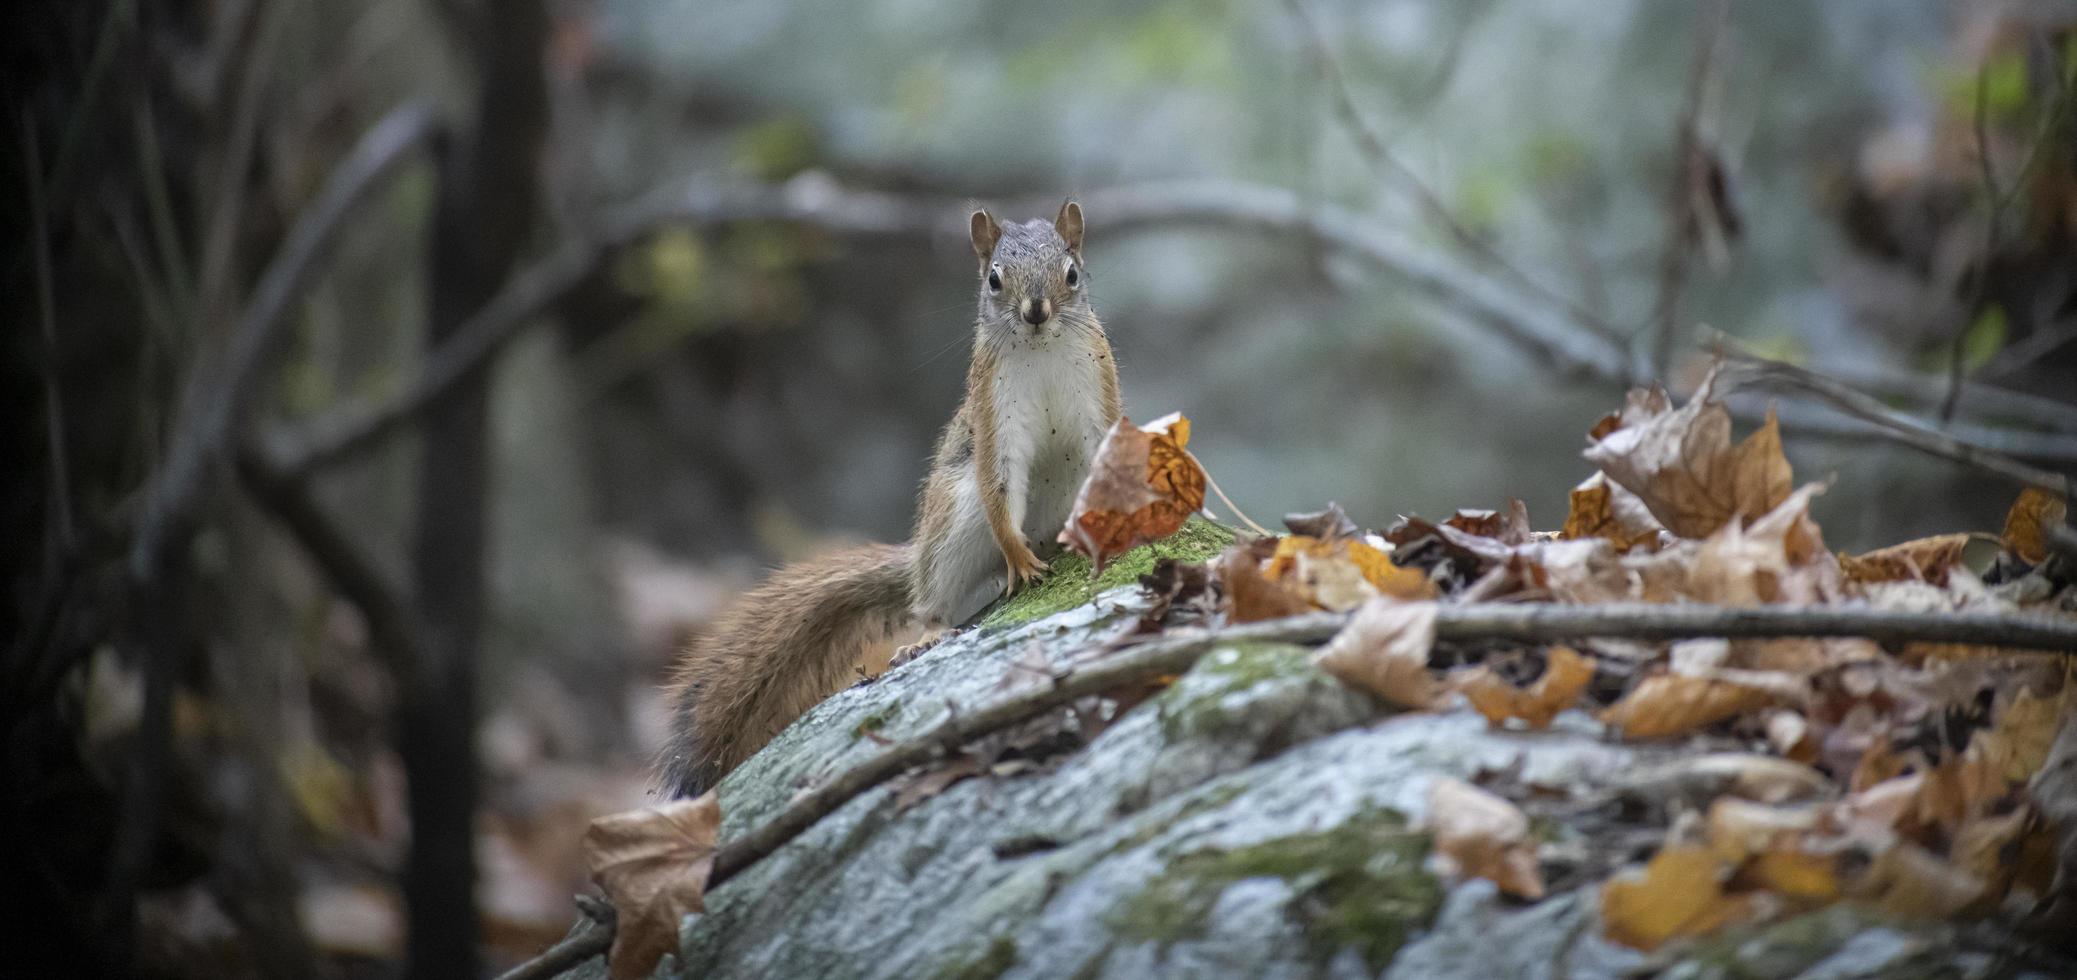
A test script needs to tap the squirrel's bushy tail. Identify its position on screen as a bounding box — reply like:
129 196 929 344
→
658 543 913 797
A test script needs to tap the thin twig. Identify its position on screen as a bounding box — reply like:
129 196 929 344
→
1185 448 1271 537
1649 0 1729 377
1733 397 2077 463
1714 342 2073 493
492 927 613 980
270 177 1633 477
24 112 72 547
196 0 300 323
234 445 426 686
1282 0 1628 357
1823 364 2077 435
1943 61 2001 424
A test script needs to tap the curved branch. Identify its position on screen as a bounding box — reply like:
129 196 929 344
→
270 175 1635 478
1715 344 2076 491
127 100 439 578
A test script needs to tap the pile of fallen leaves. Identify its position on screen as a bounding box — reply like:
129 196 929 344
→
1071 363 2077 952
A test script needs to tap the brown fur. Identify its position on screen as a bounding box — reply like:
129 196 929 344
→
658 543 910 797
658 202 1121 797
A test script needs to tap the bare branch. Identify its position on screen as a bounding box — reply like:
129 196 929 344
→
1715 343 2074 493
127 100 438 579
492 926 612 980
270 176 1634 477
1649 0 1729 376
1282 0 1629 358
1943 59 2003 423
234 445 426 686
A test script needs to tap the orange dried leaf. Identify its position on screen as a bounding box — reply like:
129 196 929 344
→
1345 539 1438 600
1061 412 1208 573
1599 674 1773 740
1428 777 1545 899
584 793 722 980
1215 542 1312 624
1560 475 1664 553
1839 533 1972 586
1583 364 1794 540
2001 487 2068 565
1455 646 1594 729
1600 844 1756 950
1315 599 1439 709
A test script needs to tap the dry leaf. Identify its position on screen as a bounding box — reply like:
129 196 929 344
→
584 794 722 980
1262 534 1436 610
1600 844 1760 950
1559 475 1663 553
1428 777 1545 899
1443 500 1533 545
2001 487 2069 565
1454 646 1594 729
1344 539 1437 600
1214 540 1312 624
1584 364 1793 540
1061 412 1208 572
1315 599 1439 709
1853 840 1987 920
1969 680 2077 785
1839 534 1972 587
894 753 985 811
1600 674 1773 739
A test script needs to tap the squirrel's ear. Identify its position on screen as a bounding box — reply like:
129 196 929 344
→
1055 199 1084 255
969 210 1001 270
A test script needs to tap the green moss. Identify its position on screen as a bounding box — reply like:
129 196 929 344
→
852 703 904 739
932 935 1019 980
1155 643 1314 741
1106 808 1441 971
979 517 1237 629
1105 782 1250 857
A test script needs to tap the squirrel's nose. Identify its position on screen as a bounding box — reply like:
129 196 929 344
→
1020 299 1052 325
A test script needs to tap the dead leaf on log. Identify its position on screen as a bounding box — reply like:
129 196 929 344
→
1443 499 1533 545
1428 776 1545 899
584 793 722 980
1584 363 1793 540
1061 412 1208 573
1315 599 1439 709
1214 539 1312 624
1453 645 1594 729
2001 487 2069 565
1839 534 1972 587
1600 673 1774 740
1600 843 1762 951
1559 474 1663 553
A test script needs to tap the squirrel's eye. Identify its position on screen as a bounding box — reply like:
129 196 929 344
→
1065 263 1080 288
987 269 1002 292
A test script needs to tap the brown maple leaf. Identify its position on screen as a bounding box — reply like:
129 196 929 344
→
1061 412 1208 573
1583 363 1793 540
583 794 722 980
1428 777 1545 899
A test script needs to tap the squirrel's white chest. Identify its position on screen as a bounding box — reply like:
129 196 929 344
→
990 337 1110 537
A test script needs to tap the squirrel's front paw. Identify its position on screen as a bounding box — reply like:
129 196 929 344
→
1003 548 1049 594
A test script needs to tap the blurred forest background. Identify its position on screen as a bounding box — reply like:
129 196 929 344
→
4 0 2074 976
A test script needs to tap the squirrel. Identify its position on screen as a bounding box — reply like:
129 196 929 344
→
657 200 1123 797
